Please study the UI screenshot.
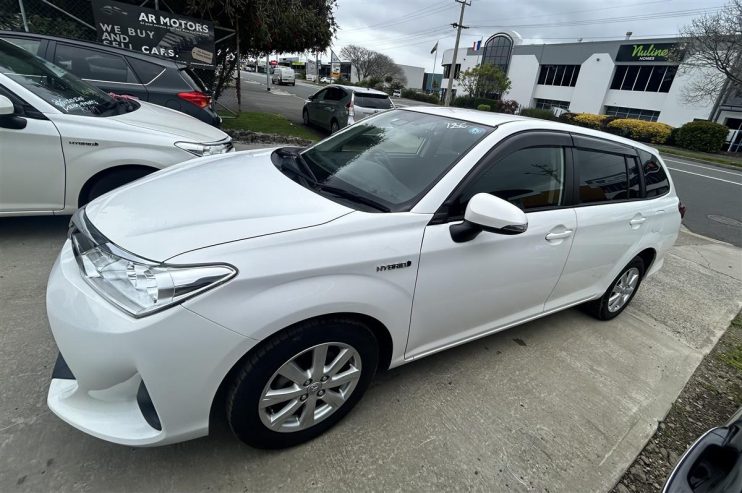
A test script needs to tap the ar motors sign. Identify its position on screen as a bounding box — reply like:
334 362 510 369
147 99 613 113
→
617 43 677 62
92 0 215 66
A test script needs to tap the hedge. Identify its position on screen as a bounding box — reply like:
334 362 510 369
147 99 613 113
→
401 89 440 104
674 120 729 152
477 104 491 111
605 119 673 144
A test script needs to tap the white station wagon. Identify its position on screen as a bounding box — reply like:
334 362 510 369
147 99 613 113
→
46 108 683 449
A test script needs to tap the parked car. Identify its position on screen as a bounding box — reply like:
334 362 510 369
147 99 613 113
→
271 66 295 86
0 31 221 126
303 85 394 133
0 38 232 215
663 407 742 492
319 76 333 84
46 107 683 449
392 89 402 98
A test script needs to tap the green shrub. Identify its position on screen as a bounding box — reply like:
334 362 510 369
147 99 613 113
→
605 119 673 144
667 126 681 146
519 107 557 120
674 121 729 152
477 104 491 111
452 96 499 109
400 89 440 104
570 113 609 129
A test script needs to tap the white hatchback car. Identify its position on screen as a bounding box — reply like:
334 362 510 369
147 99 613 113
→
0 39 231 215
46 108 682 449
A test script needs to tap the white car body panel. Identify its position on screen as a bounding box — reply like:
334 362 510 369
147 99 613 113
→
0 71 230 216
45 107 682 446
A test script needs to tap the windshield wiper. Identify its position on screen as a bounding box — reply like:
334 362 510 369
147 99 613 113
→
315 184 390 212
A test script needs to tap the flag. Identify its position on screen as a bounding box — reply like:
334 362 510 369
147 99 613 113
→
473 40 481 50
430 41 438 54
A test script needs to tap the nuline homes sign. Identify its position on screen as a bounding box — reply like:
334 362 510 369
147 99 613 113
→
616 43 679 62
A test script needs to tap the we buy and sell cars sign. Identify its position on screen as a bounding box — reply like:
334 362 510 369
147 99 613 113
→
92 0 215 66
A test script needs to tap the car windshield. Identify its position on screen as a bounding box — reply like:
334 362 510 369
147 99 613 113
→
299 110 493 211
354 93 392 109
0 39 115 116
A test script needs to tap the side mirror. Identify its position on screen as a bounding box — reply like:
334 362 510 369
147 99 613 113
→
0 95 26 130
0 95 14 116
450 193 528 243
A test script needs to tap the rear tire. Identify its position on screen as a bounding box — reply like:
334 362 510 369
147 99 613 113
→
226 317 378 449
582 257 645 321
81 168 153 206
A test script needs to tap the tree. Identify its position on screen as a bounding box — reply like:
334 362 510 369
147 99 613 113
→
458 64 511 98
367 52 407 85
340 45 375 80
678 0 741 105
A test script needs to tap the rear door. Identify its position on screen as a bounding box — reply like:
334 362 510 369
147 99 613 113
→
545 135 653 310
353 92 393 121
52 43 148 100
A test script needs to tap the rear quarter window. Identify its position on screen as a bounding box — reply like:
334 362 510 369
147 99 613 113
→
638 149 670 197
354 94 392 109
127 57 165 84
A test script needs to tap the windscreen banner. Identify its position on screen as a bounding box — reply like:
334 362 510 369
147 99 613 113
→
92 0 215 66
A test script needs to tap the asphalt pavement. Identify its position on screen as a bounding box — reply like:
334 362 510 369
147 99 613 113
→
661 156 742 247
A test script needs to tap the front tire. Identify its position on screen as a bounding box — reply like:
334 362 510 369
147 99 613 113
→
583 257 645 320
330 120 339 134
81 168 153 206
226 317 379 449
302 108 310 126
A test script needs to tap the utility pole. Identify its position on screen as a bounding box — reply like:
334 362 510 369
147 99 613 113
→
444 0 470 106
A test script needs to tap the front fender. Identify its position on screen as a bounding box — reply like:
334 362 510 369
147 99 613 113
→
184 273 414 368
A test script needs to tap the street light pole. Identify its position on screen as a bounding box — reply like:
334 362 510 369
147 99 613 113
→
444 0 470 106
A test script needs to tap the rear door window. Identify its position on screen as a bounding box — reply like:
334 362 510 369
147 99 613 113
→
638 149 670 197
54 44 138 83
574 149 629 203
324 87 346 101
354 93 392 109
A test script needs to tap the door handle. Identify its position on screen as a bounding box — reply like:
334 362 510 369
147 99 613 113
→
545 230 573 241
629 217 647 226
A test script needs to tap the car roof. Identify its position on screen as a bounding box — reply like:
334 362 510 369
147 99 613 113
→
333 85 389 96
403 106 659 154
0 30 181 68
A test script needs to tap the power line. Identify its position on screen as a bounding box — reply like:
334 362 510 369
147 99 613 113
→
339 0 452 32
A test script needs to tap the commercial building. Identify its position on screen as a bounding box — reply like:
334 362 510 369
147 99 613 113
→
440 32 742 135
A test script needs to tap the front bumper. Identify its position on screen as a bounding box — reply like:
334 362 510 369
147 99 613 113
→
46 240 257 446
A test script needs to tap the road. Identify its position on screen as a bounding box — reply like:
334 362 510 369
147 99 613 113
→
219 75 742 247
661 156 742 247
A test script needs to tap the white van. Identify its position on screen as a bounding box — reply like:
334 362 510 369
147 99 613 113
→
0 39 232 216
271 67 296 86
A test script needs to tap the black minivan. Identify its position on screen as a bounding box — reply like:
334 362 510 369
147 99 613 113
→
0 31 221 126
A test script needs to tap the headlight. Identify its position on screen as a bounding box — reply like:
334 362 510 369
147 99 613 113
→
175 140 234 157
70 226 235 317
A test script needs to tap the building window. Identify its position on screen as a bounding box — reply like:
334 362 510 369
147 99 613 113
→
442 63 461 79
481 34 513 74
610 65 677 92
537 65 581 87
535 98 570 111
605 106 660 122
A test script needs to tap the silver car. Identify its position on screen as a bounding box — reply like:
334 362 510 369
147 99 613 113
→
302 85 393 133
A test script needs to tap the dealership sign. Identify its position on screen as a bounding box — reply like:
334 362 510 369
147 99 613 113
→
92 0 215 66
617 43 678 62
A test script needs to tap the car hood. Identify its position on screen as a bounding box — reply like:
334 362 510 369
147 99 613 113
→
84 149 352 261
111 101 227 142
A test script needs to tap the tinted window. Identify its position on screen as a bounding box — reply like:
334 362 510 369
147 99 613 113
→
575 149 628 203
127 57 164 84
1 37 41 55
628 157 641 198
54 44 137 83
452 147 566 216
300 110 493 210
354 93 392 109
638 150 670 197
323 87 345 101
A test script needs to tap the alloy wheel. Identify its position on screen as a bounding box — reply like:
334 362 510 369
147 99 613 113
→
608 267 640 313
258 342 362 433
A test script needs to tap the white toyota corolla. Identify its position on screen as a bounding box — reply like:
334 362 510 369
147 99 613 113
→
46 108 682 449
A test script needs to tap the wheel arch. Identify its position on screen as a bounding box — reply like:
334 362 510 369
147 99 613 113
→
78 164 158 206
636 247 657 274
209 311 394 425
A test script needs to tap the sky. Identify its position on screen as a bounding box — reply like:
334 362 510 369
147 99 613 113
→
324 0 730 70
